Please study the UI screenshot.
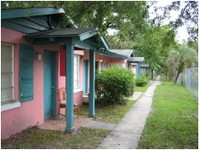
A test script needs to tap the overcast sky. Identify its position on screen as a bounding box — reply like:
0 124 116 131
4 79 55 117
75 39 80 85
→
148 1 189 43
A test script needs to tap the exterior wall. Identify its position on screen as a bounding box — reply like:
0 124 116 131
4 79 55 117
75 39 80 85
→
1 28 44 139
1 28 85 139
83 52 128 93
83 52 126 69
1 27 128 139
129 64 137 78
58 50 84 105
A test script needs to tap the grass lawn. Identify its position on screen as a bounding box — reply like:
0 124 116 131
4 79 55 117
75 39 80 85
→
80 99 135 124
1 127 109 149
2 99 135 149
135 82 151 92
138 81 198 149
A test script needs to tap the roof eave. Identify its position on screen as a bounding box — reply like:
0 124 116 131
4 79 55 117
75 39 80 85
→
2 7 65 20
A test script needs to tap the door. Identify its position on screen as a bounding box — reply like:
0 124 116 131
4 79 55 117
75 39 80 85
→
95 61 99 71
44 50 56 118
83 60 88 93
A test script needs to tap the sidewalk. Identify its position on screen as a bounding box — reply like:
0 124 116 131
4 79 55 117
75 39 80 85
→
98 79 161 149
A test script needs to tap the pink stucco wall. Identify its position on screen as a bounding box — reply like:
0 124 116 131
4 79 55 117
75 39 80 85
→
1 28 44 139
58 50 84 105
1 28 85 139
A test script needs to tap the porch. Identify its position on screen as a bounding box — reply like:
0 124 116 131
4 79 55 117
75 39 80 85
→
39 114 94 132
1 7 129 137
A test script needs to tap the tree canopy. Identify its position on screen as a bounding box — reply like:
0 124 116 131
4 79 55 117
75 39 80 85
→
2 1 148 36
2 1 198 80
166 44 198 83
133 24 176 78
150 1 198 41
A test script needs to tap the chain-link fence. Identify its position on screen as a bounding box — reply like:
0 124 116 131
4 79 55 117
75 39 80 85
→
177 67 198 98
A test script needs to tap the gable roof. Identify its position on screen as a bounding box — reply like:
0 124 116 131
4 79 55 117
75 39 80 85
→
141 64 149 68
1 7 65 19
2 7 65 33
109 49 133 57
1 7 128 59
25 27 98 41
24 27 128 59
128 57 144 62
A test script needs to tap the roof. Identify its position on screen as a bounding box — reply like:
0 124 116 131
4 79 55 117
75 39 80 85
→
141 64 149 68
2 7 65 33
1 7 128 59
97 49 128 59
2 7 65 19
25 27 98 41
130 63 137 65
109 49 133 57
128 57 144 62
25 28 128 59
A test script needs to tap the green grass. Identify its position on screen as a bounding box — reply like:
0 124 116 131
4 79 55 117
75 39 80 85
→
138 81 198 149
1 127 109 149
2 99 135 149
80 99 135 124
134 82 151 92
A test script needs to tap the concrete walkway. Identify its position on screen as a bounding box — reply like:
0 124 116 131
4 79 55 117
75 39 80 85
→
129 92 143 101
98 79 161 149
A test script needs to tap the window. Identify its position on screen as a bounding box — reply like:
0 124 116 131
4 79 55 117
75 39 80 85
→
1 44 14 104
101 62 107 70
74 55 80 89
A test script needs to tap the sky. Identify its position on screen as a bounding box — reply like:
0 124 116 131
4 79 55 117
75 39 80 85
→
108 1 190 44
148 1 190 43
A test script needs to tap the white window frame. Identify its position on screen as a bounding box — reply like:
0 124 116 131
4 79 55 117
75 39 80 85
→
1 43 20 112
74 55 80 90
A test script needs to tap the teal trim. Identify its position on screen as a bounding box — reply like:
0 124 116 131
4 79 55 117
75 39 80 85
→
99 35 110 50
72 38 96 50
79 29 98 41
44 50 56 118
2 8 65 19
83 60 88 93
73 38 128 59
2 21 39 33
19 44 34 102
136 63 141 78
10 18 48 31
89 50 96 117
27 37 71 45
52 52 57 117
65 41 75 132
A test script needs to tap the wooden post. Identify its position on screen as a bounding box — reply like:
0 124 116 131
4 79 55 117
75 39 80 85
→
89 50 95 117
65 41 75 132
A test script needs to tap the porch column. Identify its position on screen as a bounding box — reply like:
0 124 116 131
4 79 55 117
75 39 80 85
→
137 62 141 78
65 41 74 132
89 50 95 117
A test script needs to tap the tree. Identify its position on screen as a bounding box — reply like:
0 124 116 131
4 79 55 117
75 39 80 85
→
151 1 198 41
166 44 197 84
2 1 148 36
133 24 176 79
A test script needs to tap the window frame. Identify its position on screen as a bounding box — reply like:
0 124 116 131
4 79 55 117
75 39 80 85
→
74 55 80 89
1 43 21 112
1 43 15 104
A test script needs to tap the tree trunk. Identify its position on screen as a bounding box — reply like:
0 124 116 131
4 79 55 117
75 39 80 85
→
151 69 154 80
174 71 180 84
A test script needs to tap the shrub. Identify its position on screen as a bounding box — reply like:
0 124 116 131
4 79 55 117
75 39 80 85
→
95 65 135 105
135 75 148 87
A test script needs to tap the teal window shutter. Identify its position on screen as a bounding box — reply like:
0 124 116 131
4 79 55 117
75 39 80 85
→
19 44 34 102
